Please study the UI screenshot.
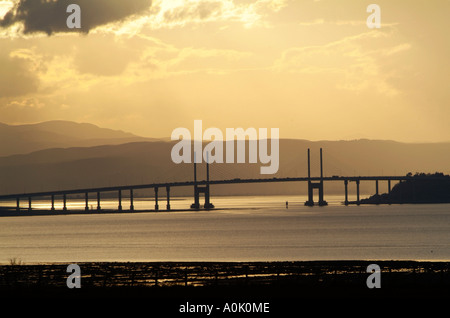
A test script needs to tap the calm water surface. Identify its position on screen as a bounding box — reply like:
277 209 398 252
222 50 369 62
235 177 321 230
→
0 195 449 263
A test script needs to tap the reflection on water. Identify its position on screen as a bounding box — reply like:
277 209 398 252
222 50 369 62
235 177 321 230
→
0 195 449 264
0 194 351 211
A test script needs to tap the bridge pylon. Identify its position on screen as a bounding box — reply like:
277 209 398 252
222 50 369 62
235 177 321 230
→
191 152 214 210
304 148 328 206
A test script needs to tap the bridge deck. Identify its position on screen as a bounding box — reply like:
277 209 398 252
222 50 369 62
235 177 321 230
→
0 175 422 200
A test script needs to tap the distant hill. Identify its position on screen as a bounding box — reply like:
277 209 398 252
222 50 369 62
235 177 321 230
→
0 120 152 156
0 138 449 197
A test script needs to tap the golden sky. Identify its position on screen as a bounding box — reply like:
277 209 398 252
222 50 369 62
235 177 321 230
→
0 0 449 142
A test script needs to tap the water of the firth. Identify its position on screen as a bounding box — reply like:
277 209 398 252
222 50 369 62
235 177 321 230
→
0 195 449 263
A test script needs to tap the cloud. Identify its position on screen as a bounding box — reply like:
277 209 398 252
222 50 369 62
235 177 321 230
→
0 0 152 35
273 31 412 96
123 39 255 82
298 19 399 27
0 50 39 97
163 1 223 23
146 0 288 30
0 0 288 38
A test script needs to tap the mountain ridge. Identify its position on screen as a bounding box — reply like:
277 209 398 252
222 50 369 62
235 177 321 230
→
0 120 155 157
0 137 448 197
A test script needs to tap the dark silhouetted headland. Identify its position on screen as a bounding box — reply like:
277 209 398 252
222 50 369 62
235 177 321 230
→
358 173 450 204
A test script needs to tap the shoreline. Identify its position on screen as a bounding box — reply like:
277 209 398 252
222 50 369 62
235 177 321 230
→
346 200 450 205
4 200 450 217
1 260 449 299
0 207 222 217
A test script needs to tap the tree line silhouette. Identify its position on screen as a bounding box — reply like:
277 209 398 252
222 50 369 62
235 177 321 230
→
361 172 450 204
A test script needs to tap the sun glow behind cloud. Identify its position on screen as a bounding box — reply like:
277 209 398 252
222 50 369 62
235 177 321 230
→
0 0 13 17
91 0 289 37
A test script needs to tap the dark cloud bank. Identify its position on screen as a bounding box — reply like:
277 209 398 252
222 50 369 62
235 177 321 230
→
0 0 152 35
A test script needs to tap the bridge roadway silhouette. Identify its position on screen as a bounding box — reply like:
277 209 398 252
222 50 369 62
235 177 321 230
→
0 148 436 212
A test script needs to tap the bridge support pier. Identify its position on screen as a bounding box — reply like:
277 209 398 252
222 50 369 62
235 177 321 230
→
85 192 89 211
166 186 171 210
154 187 159 211
118 190 122 211
16 198 20 212
191 186 200 210
356 180 360 205
375 180 380 204
192 185 214 209
305 182 314 206
204 186 213 209
28 197 32 211
344 180 349 205
191 158 200 209
130 189 134 211
318 184 326 206
97 192 101 211
204 152 214 209
51 195 55 211
305 149 314 206
63 194 67 211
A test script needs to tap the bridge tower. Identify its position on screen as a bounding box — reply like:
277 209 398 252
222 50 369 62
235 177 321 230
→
191 152 215 210
304 148 328 206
